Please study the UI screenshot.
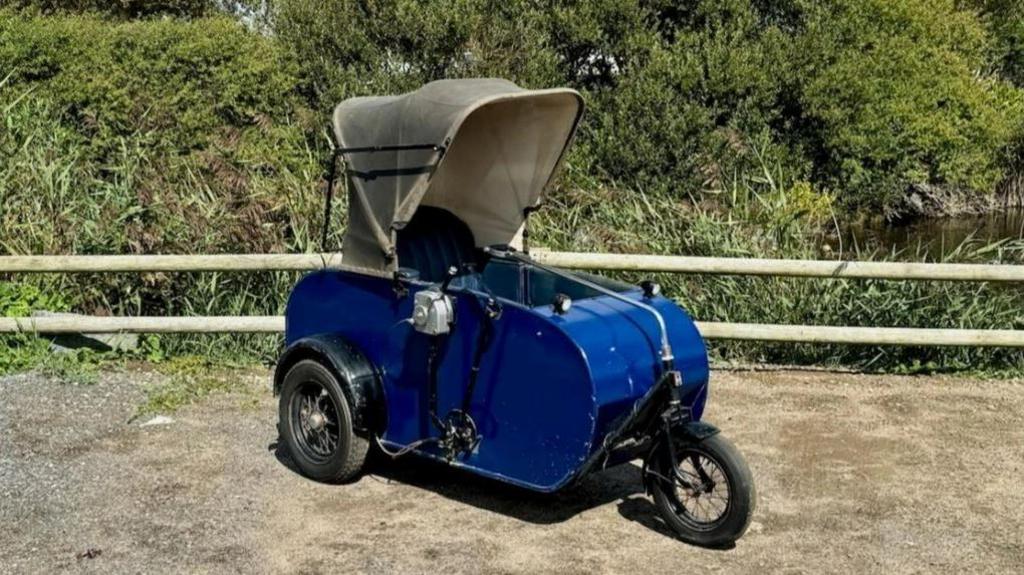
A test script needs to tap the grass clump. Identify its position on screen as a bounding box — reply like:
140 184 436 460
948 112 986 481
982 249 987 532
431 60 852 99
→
35 348 105 385
0 333 112 385
134 356 257 419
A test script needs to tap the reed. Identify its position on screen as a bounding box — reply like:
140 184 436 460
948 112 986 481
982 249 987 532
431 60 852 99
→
534 162 1024 374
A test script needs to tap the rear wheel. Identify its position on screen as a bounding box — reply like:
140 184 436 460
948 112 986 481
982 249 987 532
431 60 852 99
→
648 432 755 547
279 359 368 482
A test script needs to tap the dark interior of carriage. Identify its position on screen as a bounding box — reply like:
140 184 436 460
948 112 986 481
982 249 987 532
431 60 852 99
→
395 207 631 308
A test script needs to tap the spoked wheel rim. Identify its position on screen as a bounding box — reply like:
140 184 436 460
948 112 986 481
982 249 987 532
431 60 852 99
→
289 380 341 463
666 446 732 531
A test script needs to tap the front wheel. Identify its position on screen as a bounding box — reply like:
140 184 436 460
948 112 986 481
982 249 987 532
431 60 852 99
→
647 432 755 547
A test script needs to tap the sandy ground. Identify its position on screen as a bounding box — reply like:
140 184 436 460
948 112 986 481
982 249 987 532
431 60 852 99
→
2 366 1024 574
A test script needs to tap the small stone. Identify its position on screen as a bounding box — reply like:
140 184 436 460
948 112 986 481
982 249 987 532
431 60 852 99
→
140 415 175 427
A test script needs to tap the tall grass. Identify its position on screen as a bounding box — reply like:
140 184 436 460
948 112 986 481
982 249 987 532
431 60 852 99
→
0 78 330 364
538 152 1024 374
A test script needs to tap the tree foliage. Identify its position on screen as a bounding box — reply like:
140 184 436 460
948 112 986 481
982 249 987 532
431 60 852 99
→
796 0 1021 210
968 0 1024 86
0 10 298 156
266 0 1024 215
5 0 212 18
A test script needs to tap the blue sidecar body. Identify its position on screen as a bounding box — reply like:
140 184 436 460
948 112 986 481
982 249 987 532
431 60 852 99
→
283 257 709 491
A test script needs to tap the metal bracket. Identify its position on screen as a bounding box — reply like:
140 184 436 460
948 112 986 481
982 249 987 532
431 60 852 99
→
336 143 448 181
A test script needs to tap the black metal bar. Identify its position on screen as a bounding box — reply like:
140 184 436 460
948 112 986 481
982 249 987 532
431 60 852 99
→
347 165 439 180
522 205 542 255
321 150 340 251
336 143 446 155
461 294 500 416
568 369 677 485
427 334 448 431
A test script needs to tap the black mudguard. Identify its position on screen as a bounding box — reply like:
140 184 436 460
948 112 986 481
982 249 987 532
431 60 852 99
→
673 420 720 441
274 334 385 435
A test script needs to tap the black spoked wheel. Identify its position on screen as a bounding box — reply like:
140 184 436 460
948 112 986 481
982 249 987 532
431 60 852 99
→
648 433 755 547
279 360 368 482
291 381 341 462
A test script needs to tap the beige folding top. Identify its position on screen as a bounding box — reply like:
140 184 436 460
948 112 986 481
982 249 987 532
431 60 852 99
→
333 78 584 274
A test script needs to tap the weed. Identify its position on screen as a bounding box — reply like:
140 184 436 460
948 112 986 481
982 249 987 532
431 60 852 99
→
132 355 257 418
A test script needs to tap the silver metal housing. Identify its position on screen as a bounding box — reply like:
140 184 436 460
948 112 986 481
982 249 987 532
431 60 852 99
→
412 289 454 335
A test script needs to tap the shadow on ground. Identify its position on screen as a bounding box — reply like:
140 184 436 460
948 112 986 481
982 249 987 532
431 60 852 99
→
270 437 686 541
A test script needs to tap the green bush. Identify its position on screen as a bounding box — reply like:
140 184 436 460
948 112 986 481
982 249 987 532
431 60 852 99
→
7 1 212 18
268 0 1024 214
0 12 324 360
578 1 805 198
0 11 299 158
796 0 1022 212
970 0 1024 86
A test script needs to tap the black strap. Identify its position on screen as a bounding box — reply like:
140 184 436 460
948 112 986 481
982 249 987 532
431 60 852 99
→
321 149 341 251
337 143 446 180
521 204 541 255
348 165 439 180
460 292 501 415
427 334 447 431
336 143 445 155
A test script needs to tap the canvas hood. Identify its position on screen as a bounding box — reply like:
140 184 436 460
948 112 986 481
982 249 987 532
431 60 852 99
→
332 78 584 274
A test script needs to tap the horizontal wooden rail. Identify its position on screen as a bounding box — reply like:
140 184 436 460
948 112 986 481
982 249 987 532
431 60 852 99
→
533 251 1024 282
698 322 1024 347
0 316 284 333
0 254 343 273
4 315 1024 347
2 252 1024 282
4 253 1024 347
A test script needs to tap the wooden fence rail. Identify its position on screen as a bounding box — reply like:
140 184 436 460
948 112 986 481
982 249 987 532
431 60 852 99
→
3 316 1023 347
534 251 1024 282
0 254 343 273
3 252 1024 346
0 316 284 334
3 251 1024 282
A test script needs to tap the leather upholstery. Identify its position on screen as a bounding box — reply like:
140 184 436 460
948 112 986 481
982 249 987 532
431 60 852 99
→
396 206 478 283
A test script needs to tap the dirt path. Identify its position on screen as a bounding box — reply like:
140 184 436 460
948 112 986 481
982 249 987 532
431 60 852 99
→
2 367 1023 574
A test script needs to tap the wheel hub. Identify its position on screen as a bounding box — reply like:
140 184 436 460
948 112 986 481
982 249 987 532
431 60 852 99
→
308 411 326 431
293 382 339 460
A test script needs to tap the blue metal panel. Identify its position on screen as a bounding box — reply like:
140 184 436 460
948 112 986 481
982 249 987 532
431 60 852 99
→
531 289 709 452
286 270 597 491
284 268 709 492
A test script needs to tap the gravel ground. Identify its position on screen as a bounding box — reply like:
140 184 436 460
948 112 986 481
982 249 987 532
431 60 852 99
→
2 366 1024 574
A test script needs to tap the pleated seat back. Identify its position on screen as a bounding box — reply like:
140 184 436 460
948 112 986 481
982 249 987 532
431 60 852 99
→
396 206 478 283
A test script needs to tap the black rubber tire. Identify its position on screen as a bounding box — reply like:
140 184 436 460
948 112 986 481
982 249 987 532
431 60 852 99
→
278 359 369 483
650 433 755 547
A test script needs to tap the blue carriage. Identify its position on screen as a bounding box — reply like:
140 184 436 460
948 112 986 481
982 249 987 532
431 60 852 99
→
274 79 755 546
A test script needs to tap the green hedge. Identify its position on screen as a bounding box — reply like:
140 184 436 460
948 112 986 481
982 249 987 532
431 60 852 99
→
272 0 1024 214
8 1 212 18
1 11 298 158
1 12 323 361
7 2 1020 216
